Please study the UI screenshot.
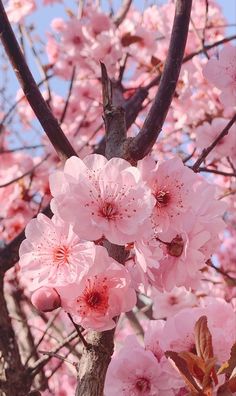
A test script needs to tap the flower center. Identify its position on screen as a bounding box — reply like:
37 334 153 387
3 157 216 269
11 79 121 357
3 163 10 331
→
77 277 109 316
155 190 170 207
135 377 150 392
73 36 82 45
168 295 179 305
99 202 118 220
167 235 184 257
53 245 70 265
86 291 102 307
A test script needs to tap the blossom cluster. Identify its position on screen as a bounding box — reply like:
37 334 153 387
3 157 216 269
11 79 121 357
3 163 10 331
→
105 298 236 395
19 154 226 332
2 0 236 394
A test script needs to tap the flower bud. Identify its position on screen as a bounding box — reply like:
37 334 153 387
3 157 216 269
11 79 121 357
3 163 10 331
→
31 287 61 312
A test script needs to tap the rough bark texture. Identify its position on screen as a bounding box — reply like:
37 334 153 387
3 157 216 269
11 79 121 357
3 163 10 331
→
0 275 31 396
75 330 115 396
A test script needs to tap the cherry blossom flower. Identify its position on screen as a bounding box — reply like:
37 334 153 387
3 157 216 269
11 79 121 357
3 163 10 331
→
104 337 162 396
160 298 236 363
138 156 197 232
50 154 155 245
57 246 136 331
151 287 198 319
195 117 236 160
203 45 236 107
19 214 95 289
6 0 36 23
150 213 211 291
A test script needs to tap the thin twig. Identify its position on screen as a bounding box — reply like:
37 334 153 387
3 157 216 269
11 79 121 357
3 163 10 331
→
60 66 76 124
0 154 49 188
197 167 236 177
113 0 132 27
192 114 236 171
21 25 52 104
67 313 89 349
29 331 78 375
0 144 44 154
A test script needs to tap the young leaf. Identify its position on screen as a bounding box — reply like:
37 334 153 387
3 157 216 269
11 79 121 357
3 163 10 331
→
194 316 214 361
165 351 202 393
217 343 236 378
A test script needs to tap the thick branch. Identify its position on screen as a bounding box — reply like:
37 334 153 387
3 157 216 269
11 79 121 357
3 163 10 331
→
75 245 126 396
126 0 192 161
0 275 31 395
101 63 127 159
0 1 77 161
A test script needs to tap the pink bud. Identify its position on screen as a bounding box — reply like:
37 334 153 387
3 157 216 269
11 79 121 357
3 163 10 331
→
31 287 61 312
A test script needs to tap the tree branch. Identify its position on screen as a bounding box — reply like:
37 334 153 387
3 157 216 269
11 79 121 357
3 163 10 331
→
113 0 132 27
0 0 77 161
101 62 127 159
192 114 236 172
124 0 192 161
0 275 31 395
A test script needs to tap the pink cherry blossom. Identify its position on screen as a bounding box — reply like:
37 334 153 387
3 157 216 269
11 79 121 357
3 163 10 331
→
138 156 197 232
195 117 236 160
151 212 211 291
104 337 162 396
203 45 236 107
19 214 95 289
50 154 155 245
160 298 236 364
6 0 36 23
57 246 136 331
152 287 198 319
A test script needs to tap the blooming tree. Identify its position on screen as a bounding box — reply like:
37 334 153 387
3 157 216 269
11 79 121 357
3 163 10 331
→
0 0 236 395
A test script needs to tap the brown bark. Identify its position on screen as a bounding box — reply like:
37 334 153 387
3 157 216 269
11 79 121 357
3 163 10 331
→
0 275 31 396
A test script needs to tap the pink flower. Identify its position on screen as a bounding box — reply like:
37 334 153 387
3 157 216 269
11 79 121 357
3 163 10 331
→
152 287 198 319
203 45 236 107
160 298 236 364
19 214 95 289
105 337 161 396
138 156 197 232
144 320 165 362
50 154 155 245
6 0 36 23
151 213 211 291
195 118 236 160
58 246 136 331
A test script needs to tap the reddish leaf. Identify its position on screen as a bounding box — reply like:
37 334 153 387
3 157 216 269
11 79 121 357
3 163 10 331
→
202 357 218 389
165 351 202 393
218 343 236 378
194 316 214 361
217 384 234 396
179 351 205 383
228 375 236 392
